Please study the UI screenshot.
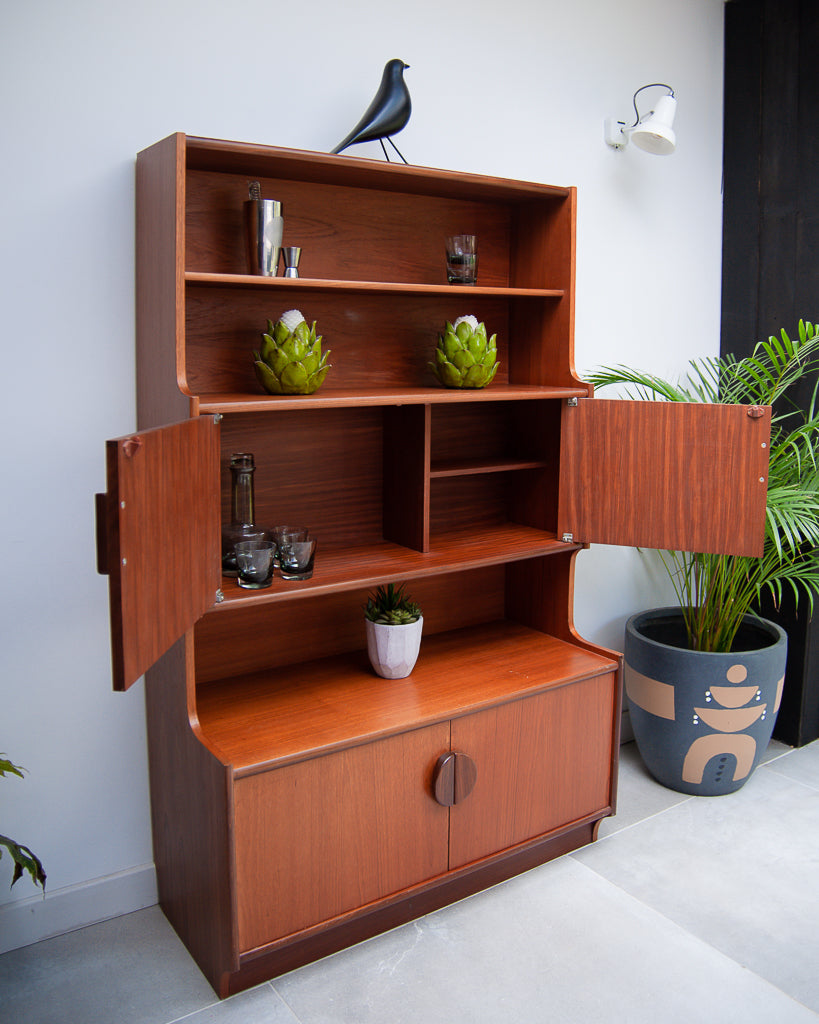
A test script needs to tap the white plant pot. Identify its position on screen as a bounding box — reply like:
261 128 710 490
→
365 616 423 679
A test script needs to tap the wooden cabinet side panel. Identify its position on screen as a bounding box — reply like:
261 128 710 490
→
448 676 616 869
509 189 580 389
234 725 451 952
558 399 771 557
145 635 236 987
136 133 190 429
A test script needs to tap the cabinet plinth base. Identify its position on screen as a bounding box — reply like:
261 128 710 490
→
205 817 604 998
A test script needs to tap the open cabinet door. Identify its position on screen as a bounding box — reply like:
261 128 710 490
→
558 399 771 557
96 417 221 691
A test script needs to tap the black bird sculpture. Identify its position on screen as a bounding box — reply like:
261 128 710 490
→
332 59 411 163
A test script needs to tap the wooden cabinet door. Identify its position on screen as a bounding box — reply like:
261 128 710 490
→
96 417 221 690
233 724 451 952
558 398 771 557
448 675 616 870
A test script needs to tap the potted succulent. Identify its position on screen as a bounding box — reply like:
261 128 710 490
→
364 583 423 679
2 753 46 890
587 321 819 794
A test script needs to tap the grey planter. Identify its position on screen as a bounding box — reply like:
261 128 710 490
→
624 608 787 796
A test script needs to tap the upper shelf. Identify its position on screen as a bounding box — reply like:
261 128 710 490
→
184 135 573 204
185 272 564 299
195 384 588 414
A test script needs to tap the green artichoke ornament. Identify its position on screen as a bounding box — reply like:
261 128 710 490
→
430 315 499 389
254 309 331 395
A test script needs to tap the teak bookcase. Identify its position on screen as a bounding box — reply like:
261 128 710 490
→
96 134 771 996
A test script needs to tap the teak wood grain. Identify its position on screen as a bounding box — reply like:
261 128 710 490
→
194 564 508 684
185 288 518 394
144 635 236 982
558 399 771 556
185 168 515 286
194 383 588 414
234 726 451 951
210 525 574 611
141 133 585 405
136 132 190 430
194 621 617 774
186 271 564 298
449 675 615 867
183 134 571 202
222 820 598 997
101 417 220 690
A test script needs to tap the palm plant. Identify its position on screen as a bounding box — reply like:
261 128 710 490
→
587 320 819 652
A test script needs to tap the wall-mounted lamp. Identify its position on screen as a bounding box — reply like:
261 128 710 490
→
605 84 677 156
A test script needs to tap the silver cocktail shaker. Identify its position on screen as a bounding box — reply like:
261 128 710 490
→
244 181 283 276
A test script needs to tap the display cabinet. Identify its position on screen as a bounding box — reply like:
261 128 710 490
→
96 134 770 996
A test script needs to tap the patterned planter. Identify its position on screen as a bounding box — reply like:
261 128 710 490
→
624 608 787 796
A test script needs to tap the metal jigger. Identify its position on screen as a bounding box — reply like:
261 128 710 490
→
244 182 283 276
282 246 302 278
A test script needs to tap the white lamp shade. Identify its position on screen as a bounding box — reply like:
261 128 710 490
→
630 94 677 155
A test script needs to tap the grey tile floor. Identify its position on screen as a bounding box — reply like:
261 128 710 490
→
1 739 818 1024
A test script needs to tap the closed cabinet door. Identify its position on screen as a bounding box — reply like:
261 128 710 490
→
448 675 616 870
234 724 450 952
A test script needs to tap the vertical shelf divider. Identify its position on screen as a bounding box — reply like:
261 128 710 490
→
383 404 431 552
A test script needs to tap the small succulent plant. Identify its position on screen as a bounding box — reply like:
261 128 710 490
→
430 314 499 389
254 309 331 395
364 583 422 625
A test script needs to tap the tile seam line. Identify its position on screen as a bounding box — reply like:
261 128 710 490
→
163 983 306 1024
579 796 697 844
760 761 819 793
268 980 309 1024
566 858 819 1017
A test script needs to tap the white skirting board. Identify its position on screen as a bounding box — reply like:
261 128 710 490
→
0 863 157 954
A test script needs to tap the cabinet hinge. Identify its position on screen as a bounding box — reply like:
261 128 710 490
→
213 413 223 424
215 588 224 603
567 397 578 407
561 533 574 544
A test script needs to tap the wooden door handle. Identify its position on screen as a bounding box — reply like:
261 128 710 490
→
433 751 477 806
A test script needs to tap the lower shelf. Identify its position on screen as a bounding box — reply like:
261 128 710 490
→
195 620 618 774
214 524 576 610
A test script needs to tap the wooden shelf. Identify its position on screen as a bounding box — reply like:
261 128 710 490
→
186 271 564 299
196 385 587 415
430 457 548 478
185 136 573 203
213 525 577 612
195 620 618 775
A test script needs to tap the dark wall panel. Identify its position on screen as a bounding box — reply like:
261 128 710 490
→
721 0 819 746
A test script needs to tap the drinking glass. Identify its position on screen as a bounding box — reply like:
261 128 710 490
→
271 525 309 567
445 234 478 285
279 536 317 581
235 540 276 589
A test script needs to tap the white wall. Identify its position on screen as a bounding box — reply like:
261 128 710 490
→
0 0 725 948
